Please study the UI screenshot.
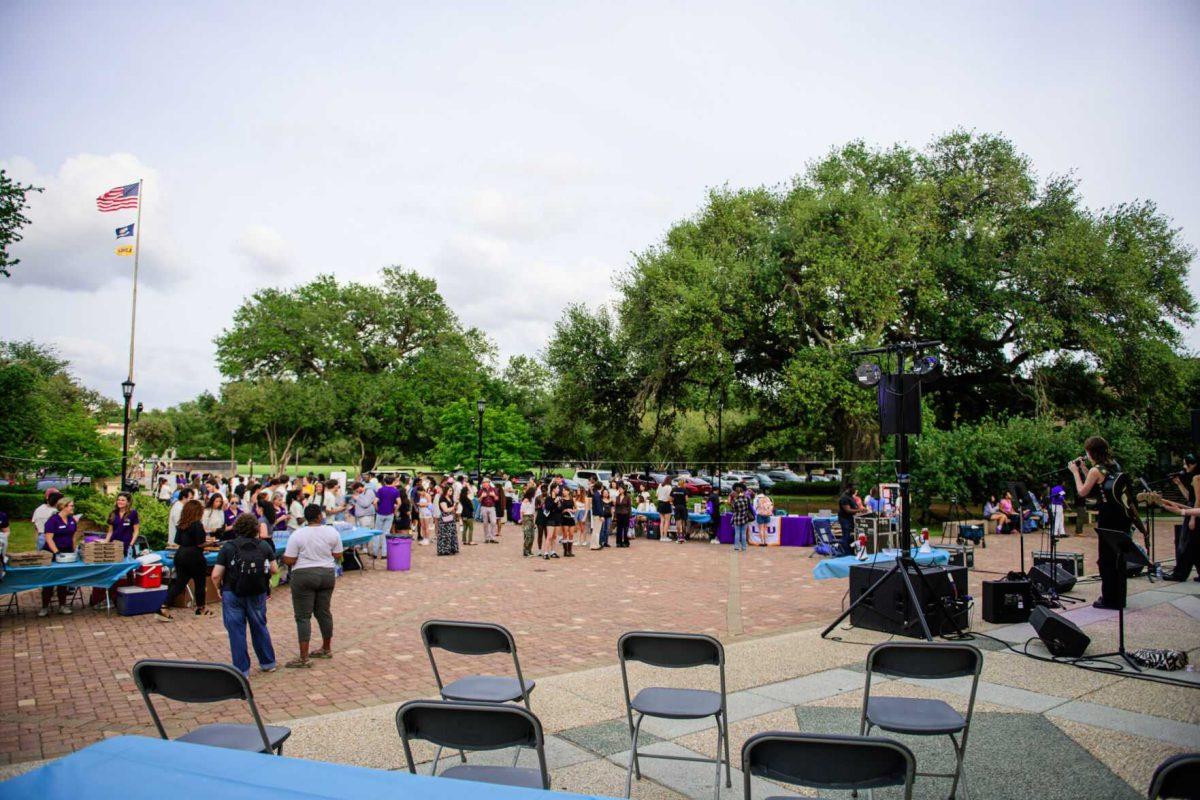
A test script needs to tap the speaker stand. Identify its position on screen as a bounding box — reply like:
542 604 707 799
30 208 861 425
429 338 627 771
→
1046 514 1083 606
1089 607 1142 672
819 554 965 641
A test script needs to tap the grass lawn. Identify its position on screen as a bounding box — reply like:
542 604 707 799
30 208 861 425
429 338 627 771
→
6 520 37 552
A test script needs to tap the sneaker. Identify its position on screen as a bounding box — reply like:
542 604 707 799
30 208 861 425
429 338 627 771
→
60 606 73 615
419 539 430 546
37 608 50 617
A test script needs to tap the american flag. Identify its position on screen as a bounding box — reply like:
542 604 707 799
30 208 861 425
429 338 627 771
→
96 182 139 212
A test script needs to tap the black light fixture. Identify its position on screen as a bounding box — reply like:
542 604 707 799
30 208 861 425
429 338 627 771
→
135 401 144 420
912 354 943 381
854 362 882 388
119 379 135 491
121 379 135 400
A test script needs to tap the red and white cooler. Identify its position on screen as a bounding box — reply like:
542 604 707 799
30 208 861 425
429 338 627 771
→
134 564 162 589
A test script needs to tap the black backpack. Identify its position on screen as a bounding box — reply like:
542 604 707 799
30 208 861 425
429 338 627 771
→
228 538 270 597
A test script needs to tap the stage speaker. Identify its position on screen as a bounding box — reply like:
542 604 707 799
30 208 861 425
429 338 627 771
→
1033 551 1084 578
877 374 922 436
982 578 1032 624
1030 606 1090 658
1029 562 1076 593
849 563 968 637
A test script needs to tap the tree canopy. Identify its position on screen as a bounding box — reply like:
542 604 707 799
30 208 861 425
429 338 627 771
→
429 399 539 476
0 169 42 279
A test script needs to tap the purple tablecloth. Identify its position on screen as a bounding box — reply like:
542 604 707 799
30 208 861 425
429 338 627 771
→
717 513 815 546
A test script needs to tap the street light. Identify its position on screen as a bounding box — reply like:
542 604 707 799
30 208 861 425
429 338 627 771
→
475 398 485 481
120 378 135 491
229 428 238 472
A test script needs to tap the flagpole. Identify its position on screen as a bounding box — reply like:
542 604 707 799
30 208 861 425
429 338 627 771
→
128 178 143 383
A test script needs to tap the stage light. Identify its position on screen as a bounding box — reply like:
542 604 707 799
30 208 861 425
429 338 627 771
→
854 362 882 387
913 355 943 382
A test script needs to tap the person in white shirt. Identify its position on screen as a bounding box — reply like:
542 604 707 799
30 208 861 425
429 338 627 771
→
155 477 172 504
167 487 195 546
31 491 62 550
281 505 343 668
655 480 674 540
321 479 345 521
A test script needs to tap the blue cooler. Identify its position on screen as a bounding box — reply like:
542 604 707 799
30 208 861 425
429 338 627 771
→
116 585 168 616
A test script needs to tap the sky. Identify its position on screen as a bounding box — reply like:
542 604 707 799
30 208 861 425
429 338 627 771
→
2 0 1198 409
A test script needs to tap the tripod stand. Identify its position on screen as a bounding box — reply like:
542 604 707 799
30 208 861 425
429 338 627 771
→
821 342 963 642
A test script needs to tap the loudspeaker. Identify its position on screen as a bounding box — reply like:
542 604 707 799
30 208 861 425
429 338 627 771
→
849 563 968 636
982 578 1032 623
1030 606 1090 658
877 374 922 435
1029 562 1076 593
1033 551 1084 577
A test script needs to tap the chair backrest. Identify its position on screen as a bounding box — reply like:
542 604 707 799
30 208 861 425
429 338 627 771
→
423 620 515 655
396 700 548 789
1148 752 1200 799
132 659 271 750
866 641 982 681
619 631 723 669
742 732 914 799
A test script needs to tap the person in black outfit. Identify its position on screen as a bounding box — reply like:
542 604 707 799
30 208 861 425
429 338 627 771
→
670 480 689 542
1068 436 1144 610
1166 454 1199 582
613 485 632 547
837 482 859 553
158 499 212 620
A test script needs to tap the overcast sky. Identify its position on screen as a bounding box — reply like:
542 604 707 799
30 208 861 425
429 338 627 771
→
2 0 1198 409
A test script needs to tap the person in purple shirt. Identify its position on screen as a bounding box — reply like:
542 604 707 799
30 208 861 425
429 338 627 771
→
371 474 400 558
104 492 140 555
40 497 78 617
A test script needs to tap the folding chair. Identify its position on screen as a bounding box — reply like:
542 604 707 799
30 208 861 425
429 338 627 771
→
742 731 915 800
396 700 549 790
132 659 290 754
810 518 845 558
619 631 730 800
1147 752 1200 800
859 642 982 800
422 620 535 771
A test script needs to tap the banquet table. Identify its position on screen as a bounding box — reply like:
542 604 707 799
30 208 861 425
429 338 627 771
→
716 512 815 546
812 548 951 580
0 735 612 800
155 528 380 568
0 558 136 595
632 509 712 525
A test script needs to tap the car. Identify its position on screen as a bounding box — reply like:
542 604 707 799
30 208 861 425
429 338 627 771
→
36 471 91 491
807 468 843 484
766 468 805 484
754 472 777 489
624 473 659 493
678 476 712 496
573 470 613 486
718 471 760 491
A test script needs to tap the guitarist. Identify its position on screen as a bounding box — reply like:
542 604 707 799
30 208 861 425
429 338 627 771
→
1165 454 1198 582
1068 436 1147 610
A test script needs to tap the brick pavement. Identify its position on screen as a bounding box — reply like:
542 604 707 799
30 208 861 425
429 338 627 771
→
0 520 1180 764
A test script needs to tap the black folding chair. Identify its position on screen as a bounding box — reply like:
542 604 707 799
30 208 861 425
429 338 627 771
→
422 620 535 771
619 631 730 800
859 642 982 800
132 659 290 754
396 700 549 790
1148 752 1200 799
742 731 915 800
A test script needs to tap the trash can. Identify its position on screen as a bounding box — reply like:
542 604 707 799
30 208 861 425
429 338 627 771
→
386 535 412 571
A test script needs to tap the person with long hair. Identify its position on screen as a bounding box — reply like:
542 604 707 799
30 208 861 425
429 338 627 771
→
613 484 632 548
596 488 613 548
223 495 242 539
1068 436 1143 610
983 494 1009 534
459 480 476 545
436 484 460 555
202 494 226 538
104 492 140 555
560 486 577 557
1166 454 1199 582
520 485 536 557
395 477 413 540
255 491 276 539
39 497 78 616
286 489 305 531
418 479 435 544
159 499 211 620
541 484 562 559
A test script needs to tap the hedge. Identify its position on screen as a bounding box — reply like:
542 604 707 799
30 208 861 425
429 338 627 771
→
765 481 843 495
0 486 96 519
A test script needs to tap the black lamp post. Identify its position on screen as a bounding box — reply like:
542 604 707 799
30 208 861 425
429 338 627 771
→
120 378 135 491
716 390 724 502
475 398 485 481
229 428 238 471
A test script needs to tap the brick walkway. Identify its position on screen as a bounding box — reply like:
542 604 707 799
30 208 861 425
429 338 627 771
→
0 520 1179 764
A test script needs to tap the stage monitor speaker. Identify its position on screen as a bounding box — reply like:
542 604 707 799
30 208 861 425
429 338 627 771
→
1029 562 1076 593
849 563 968 636
982 578 1032 624
877 374 922 436
1030 606 1090 658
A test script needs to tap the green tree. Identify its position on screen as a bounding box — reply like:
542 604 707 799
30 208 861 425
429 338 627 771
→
429 400 540 476
0 169 42 279
131 414 176 456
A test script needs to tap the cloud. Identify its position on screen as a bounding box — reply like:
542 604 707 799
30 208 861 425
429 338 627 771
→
461 188 581 241
1 153 187 291
233 224 293 276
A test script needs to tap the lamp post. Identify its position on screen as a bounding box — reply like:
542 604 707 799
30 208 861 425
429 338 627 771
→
119 379 135 491
229 428 238 471
475 398 485 481
716 390 724 502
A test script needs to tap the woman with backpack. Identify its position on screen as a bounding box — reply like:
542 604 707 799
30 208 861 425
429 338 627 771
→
211 514 278 676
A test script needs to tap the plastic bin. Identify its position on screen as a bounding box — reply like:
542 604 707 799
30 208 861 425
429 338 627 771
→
386 535 411 571
116 585 168 616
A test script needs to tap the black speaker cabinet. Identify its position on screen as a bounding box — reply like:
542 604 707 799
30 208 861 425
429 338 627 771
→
1033 550 1084 578
848 563 968 637
877 374 922 435
982 578 1032 624
1030 606 1090 658
1029 562 1077 593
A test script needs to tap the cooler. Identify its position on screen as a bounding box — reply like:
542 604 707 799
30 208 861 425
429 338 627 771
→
116 585 168 616
134 565 162 588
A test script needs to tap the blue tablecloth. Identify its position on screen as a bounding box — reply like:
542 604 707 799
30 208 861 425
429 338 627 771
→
0 735 612 800
156 528 380 569
0 559 136 595
632 510 712 524
813 548 950 579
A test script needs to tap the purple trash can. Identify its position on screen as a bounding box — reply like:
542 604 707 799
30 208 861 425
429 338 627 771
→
386 535 412 571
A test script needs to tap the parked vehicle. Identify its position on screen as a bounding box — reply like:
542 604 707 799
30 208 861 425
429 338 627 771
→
807 468 843 484
719 471 760 491
573 469 613 486
36 471 91 491
625 473 660 493
766 468 805 483
755 472 777 489
679 476 712 496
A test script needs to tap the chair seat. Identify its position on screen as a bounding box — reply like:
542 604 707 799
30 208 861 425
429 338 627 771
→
440 764 544 789
866 696 965 735
441 675 535 704
631 687 722 719
176 723 291 753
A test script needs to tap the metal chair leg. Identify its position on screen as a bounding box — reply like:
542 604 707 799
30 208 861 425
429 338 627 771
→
625 714 644 798
712 720 722 800
949 733 967 800
721 712 731 788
